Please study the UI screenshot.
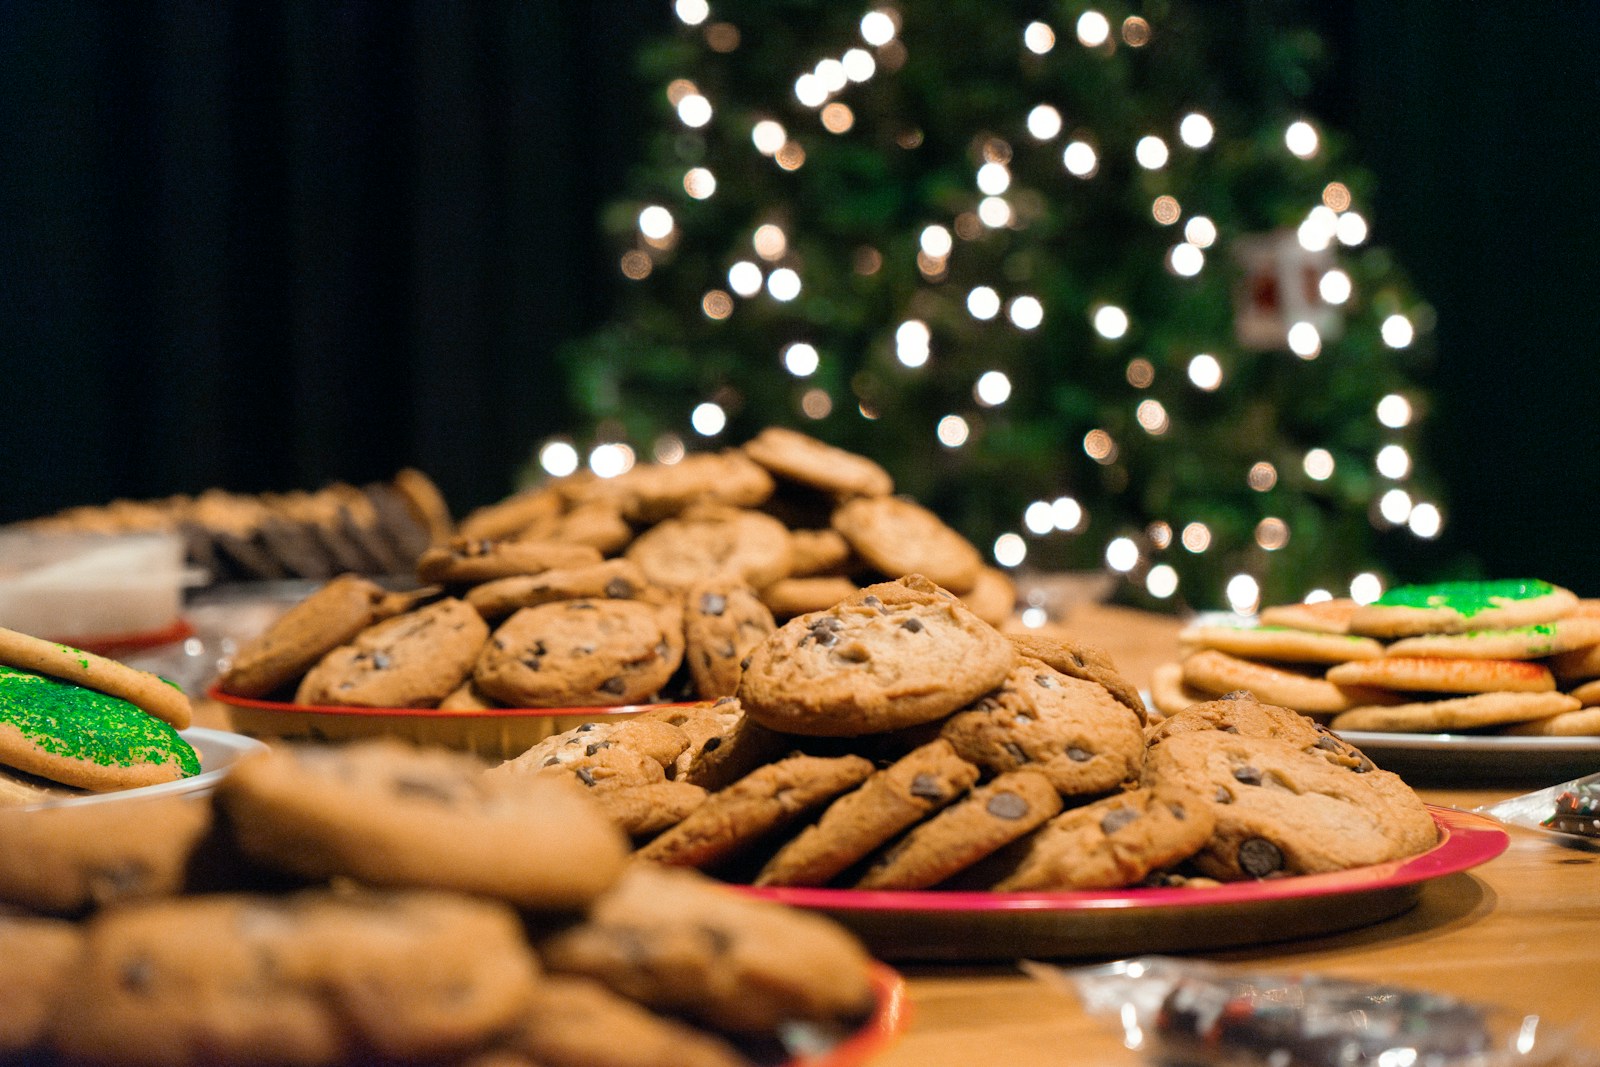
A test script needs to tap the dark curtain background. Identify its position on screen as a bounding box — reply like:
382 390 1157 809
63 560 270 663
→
3 2 1598 588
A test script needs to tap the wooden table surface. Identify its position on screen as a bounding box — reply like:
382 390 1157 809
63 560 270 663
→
869 602 1600 1066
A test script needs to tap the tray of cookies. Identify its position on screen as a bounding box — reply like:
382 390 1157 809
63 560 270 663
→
1149 580 1600 782
476 573 1507 961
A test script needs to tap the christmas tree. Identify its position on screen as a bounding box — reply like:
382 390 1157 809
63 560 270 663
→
543 0 1443 614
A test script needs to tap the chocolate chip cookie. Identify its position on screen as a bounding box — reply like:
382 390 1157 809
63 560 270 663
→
220 572 395 698
741 426 894 499
416 536 603 586
217 738 630 909
830 495 983 594
941 656 1146 797
755 739 980 887
465 558 658 621
738 575 1015 736
295 596 489 708
855 769 1063 889
624 506 793 591
990 785 1217 891
473 598 685 707
537 863 876 1034
54 887 541 1067
682 579 777 699
635 752 875 871
1140 731 1437 880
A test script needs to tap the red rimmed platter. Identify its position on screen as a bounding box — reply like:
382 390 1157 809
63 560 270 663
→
739 806 1506 961
207 684 693 759
777 963 909 1067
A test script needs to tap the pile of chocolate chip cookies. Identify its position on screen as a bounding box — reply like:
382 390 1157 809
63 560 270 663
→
0 737 881 1067
218 427 1014 711
496 574 1439 891
1153 579 1600 737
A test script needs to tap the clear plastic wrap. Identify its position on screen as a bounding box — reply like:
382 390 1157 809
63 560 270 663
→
1477 773 1600 842
1024 956 1590 1067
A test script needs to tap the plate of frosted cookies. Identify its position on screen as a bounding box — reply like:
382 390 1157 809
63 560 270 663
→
470 573 1506 961
1148 579 1600 780
208 427 1017 757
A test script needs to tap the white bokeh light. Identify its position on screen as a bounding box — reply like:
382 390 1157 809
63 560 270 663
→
842 48 875 81
993 532 1027 567
1303 448 1336 481
766 267 802 301
1351 572 1384 604
752 120 786 155
896 319 931 367
638 205 674 240
539 439 579 477
1135 135 1169 170
977 162 1011 195
1409 503 1443 539
1169 243 1204 276
690 402 727 437
1285 120 1320 159
1024 501 1055 535
1187 353 1223 391
677 93 712 128
967 286 1001 320
1093 305 1129 340
1382 314 1415 348
1023 21 1056 54
1063 140 1098 177
937 414 969 447
1319 268 1352 305
1106 537 1139 573
589 442 635 479
1226 574 1261 615
1185 216 1217 248
1377 394 1413 428
1146 564 1179 599
1051 496 1083 532
1287 321 1322 359
783 342 819 377
1376 444 1411 480
1007 295 1044 329
1076 10 1110 46
674 0 709 26
728 260 763 296
974 370 1012 407
860 9 896 46
1178 112 1214 148
1027 104 1063 140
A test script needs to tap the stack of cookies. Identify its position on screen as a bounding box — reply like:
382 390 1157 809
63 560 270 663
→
11 468 454 584
1152 579 1600 738
0 736 882 1066
216 427 1015 712
494 575 1439 892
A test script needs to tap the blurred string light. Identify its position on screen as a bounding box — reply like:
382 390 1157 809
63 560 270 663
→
589 442 635 478
937 414 969 447
539 439 579 477
690 402 727 436
783 341 819 376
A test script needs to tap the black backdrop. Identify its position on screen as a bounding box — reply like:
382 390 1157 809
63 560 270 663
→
2 2 1598 592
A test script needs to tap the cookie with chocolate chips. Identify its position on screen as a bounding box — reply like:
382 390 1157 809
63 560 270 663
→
464 559 659 621
741 425 894 500
941 656 1146 798
537 863 876 1035
990 785 1217 891
634 752 874 872
830 495 983 594
473 598 685 708
738 575 1015 737
1140 731 1437 880
636 698 787 791
855 769 1063 889
755 739 980 887
682 579 777 699
53 887 541 1067
416 536 603 586
624 506 793 592
295 597 489 708
1145 693 1374 771
219 572 396 698
217 738 630 909
0 911 81 1060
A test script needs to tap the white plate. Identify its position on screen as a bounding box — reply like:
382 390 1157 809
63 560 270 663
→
1336 729 1600 784
19 727 268 810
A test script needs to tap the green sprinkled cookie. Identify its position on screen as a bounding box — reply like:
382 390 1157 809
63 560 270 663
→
0 665 200 791
1348 579 1578 639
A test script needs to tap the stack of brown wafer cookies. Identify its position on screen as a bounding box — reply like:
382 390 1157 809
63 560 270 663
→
1151 579 1600 738
491 575 1439 894
215 427 1017 712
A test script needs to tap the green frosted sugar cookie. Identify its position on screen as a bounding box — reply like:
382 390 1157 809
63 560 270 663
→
1348 578 1578 639
0 664 200 792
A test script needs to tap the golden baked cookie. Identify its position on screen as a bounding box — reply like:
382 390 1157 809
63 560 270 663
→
831 495 983 594
624 506 793 592
473 598 684 708
1257 597 1359 634
296 597 489 708
742 426 894 499
1347 579 1578 638
738 575 1015 736
1178 622 1385 664
1325 655 1557 693
1181 649 1397 716
1382 617 1600 660
0 625 191 730
1329 691 1582 733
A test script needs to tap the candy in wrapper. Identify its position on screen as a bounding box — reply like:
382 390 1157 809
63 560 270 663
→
1024 956 1584 1067
1478 772 1600 842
